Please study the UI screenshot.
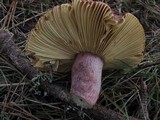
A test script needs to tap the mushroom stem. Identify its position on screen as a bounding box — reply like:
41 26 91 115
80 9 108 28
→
71 52 103 108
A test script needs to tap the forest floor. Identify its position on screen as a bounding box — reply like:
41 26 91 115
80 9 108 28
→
0 0 160 120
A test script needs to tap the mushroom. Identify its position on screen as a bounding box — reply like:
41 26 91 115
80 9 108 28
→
25 0 145 108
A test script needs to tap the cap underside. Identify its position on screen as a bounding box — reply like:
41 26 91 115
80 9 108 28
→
25 0 145 72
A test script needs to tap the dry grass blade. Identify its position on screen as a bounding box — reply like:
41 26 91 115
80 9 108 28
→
0 82 29 87
2 0 18 29
0 102 40 120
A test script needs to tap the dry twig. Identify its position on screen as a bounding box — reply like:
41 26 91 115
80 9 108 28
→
139 81 150 120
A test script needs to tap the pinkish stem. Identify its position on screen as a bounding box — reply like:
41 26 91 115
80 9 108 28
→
71 52 103 108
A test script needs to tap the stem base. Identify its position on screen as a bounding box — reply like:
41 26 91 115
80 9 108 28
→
71 52 103 108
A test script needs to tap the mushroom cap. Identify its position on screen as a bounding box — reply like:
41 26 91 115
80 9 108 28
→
25 0 145 72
